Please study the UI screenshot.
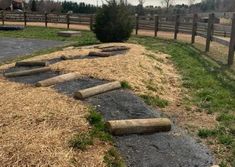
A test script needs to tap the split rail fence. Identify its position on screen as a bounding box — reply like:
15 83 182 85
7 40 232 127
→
0 11 234 66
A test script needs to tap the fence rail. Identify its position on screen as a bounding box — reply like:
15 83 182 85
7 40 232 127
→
0 11 234 66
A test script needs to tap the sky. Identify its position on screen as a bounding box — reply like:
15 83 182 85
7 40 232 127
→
57 0 202 7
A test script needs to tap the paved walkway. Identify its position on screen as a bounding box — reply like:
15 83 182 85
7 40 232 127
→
0 37 64 63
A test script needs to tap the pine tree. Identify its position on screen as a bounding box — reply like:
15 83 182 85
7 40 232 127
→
31 0 37 11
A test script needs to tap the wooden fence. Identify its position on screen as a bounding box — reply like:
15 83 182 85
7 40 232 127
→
0 11 234 66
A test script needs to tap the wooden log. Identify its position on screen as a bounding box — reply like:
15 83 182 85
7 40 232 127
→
106 118 172 136
174 15 180 40
66 13 70 29
4 67 51 78
135 14 139 35
206 13 215 52
228 13 235 66
1 11 4 25
24 11 27 27
35 72 80 87
101 46 130 52
154 15 159 37
74 81 121 99
15 61 49 67
88 51 116 57
45 12 48 28
191 14 198 44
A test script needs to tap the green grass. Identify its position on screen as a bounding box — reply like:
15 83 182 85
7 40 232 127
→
120 81 132 89
129 36 235 165
198 129 217 138
104 148 126 167
140 94 169 108
0 26 98 45
69 107 112 151
87 107 112 142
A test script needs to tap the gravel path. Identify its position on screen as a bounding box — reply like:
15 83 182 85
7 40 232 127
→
0 37 64 62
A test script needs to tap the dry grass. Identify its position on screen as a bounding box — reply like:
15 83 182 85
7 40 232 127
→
0 43 218 166
0 79 109 166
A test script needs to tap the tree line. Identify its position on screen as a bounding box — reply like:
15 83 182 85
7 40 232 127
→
27 0 98 14
24 0 235 15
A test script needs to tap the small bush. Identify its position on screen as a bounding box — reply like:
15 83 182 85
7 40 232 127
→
93 0 133 42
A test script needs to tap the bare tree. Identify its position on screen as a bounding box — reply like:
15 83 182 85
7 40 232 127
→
138 0 145 6
161 0 174 12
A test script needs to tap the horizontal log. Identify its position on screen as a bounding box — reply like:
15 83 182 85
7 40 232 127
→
106 118 172 135
36 72 80 87
101 46 130 52
88 51 116 57
4 67 51 78
15 61 49 67
74 81 121 99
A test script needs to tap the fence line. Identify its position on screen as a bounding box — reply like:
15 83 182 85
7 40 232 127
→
0 11 234 66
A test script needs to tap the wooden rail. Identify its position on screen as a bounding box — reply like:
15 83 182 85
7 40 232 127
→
0 11 234 66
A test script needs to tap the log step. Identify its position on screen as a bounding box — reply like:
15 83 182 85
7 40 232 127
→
15 61 49 67
4 67 51 78
106 118 172 136
36 72 80 87
74 81 121 99
101 46 130 52
88 51 116 57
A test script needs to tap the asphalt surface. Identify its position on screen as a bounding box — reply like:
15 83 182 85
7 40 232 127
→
0 37 64 63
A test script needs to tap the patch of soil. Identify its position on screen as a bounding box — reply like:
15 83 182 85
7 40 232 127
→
54 77 214 167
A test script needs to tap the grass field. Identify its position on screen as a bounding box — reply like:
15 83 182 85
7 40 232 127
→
0 26 98 45
0 27 234 166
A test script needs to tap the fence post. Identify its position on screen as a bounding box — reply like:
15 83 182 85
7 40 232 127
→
205 13 215 52
24 11 27 27
174 15 180 40
90 15 93 31
154 15 159 37
191 13 198 44
228 13 235 66
66 13 70 29
2 11 5 25
135 14 139 35
45 12 48 28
